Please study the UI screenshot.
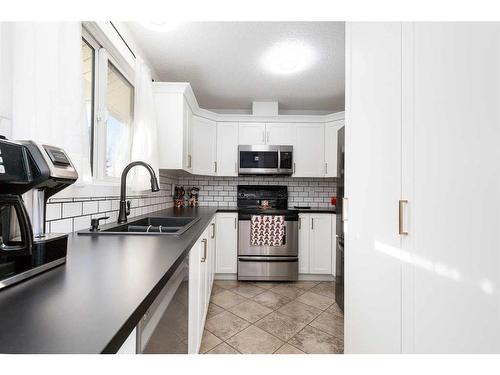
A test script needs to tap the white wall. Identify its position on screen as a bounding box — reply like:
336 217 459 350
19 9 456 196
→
0 23 13 137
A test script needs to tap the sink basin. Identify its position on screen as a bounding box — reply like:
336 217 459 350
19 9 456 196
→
78 216 201 236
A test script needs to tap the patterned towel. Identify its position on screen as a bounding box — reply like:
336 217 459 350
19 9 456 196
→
250 215 285 247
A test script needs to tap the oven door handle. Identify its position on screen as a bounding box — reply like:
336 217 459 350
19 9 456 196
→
238 256 298 262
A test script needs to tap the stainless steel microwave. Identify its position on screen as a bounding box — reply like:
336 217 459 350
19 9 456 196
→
238 145 293 175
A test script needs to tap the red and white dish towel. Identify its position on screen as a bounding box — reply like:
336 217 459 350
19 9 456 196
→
250 215 285 247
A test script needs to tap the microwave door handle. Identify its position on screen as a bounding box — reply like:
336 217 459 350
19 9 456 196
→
277 149 281 173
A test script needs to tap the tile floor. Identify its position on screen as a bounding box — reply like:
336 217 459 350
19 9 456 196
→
201 280 343 354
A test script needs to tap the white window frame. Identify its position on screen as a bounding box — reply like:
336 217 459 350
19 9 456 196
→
82 26 135 184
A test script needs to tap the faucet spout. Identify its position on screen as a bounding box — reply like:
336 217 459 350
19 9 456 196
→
117 161 160 224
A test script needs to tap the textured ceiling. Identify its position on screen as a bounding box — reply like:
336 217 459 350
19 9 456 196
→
125 22 345 113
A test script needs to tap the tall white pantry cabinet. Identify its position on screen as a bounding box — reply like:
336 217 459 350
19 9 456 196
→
345 22 500 353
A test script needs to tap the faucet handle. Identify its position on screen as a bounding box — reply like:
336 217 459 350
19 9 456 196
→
90 216 109 232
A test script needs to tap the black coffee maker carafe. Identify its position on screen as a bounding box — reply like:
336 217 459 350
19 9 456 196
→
0 138 78 289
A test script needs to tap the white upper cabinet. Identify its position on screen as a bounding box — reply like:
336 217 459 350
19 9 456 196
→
183 99 193 172
325 120 343 177
293 123 325 177
192 116 217 176
216 122 239 176
265 123 295 145
238 122 266 145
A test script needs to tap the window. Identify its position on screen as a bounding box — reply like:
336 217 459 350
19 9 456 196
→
105 62 134 178
81 38 95 171
81 28 134 181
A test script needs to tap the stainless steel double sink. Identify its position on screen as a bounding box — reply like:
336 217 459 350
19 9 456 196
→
78 216 200 236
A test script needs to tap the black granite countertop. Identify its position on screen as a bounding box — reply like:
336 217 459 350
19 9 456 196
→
0 207 218 354
216 206 336 214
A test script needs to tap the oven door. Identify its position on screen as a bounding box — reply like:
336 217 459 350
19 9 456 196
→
238 256 298 281
238 219 298 256
238 145 279 175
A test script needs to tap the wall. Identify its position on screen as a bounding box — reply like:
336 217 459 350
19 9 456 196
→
45 172 176 233
177 175 337 208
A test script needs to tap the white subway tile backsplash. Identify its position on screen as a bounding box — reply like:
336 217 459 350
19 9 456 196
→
50 218 73 233
82 201 98 215
73 215 92 231
46 203 61 221
62 202 82 218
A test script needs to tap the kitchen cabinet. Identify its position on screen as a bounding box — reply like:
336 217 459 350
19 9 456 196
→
153 86 193 171
216 122 239 176
238 122 266 145
188 224 214 353
346 22 500 354
192 115 217 176
298 213 333 275
215 212 238 274
266 123 294 145
293 123 325 177
324 120 343 177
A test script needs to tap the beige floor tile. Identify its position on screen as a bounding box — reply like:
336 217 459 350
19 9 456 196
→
255 311 306 341
289 326 343 354
210 290 247 309
251 282 280 289
229 300 273 323
310 282 335 299
214 280 241 289
270 285 306 299
211 284 226 296
326 303 344 318
205 311 250 340
231 283 266 298
274 343 306 354
278 300 322 324
206 303 225 320
206 342 240 354
226 325 284 354
310 311 344 339
296 291 335 310
287 281 320 290
199 329 222 353
251 290 292 310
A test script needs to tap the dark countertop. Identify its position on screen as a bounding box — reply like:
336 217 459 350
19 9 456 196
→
216 206 336 214
0 207 218 354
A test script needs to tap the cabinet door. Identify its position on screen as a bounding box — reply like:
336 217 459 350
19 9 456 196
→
215 213 238 274
216 122 239 176
309 214 332 274
239 122 266 145
298 214 310 274
188 238 203 353
183 99 193 172
192 116 217 176
346 22 403 353
325 120 343 177
266 123 294 145
294 123 325 177
209 219 216 287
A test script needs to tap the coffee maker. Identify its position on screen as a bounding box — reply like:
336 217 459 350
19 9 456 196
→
0 137 78 289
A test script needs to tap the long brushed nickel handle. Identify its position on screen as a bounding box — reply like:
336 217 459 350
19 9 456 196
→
201 239 208 262
399 199 408 235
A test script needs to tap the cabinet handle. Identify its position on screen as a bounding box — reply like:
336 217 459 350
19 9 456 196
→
214 161 217 173
201 239 207 262
298 217 301 230
293 163 296 174
325 163 328 174
211 223 215 239
342 197 348 222
399 199 408 235
187 154 192 168
234 217 237 229
311 218 314 230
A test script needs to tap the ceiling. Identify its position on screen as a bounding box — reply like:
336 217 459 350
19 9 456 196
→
124 22 345 114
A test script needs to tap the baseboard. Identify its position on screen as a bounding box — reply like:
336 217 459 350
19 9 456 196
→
214 273 335 281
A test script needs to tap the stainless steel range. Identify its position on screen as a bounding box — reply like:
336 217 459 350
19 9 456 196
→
237 185 298 281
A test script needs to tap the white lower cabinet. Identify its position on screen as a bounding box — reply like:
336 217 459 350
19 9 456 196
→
215 213 238 274
298 213 333 275
188 224 214 354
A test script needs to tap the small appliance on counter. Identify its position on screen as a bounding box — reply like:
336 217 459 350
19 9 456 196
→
0 138 78 289
237 185 298 281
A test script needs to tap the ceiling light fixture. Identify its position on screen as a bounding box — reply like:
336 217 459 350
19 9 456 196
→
138 21 181 32
261 40 316 75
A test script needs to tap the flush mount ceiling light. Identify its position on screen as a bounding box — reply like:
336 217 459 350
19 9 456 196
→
138 21 181 32
261 40 316 75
